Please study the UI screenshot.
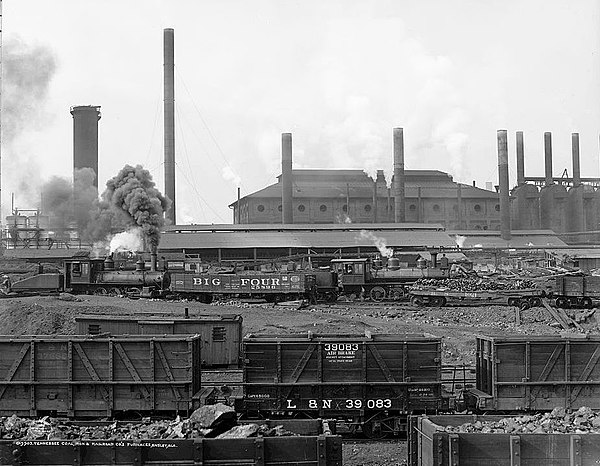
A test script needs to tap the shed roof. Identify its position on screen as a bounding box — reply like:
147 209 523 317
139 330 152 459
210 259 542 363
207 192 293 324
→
447 230 567 248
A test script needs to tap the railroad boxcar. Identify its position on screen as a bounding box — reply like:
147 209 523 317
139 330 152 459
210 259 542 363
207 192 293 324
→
408 414 600 466
467 335 600 412
237 332 446 437
75 314 242 368
169 271 317 303
550 275 600 308
0 335 202 418
0 435 342 466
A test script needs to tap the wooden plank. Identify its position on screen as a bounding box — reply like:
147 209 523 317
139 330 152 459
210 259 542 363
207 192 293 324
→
530 344 563 402
368 344 397 383
113 342 151 400
570 346 600 402
541 299 571 330
0 343 29 400
72 343 110 402
155 342 182 401
288 344 316 384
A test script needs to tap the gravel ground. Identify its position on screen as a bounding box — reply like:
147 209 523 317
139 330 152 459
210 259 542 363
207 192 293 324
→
0 294 597 465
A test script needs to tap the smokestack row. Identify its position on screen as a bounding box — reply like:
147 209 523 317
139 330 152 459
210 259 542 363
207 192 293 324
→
71 105 101 189
393 127 406 223
497 130 511 240
281 133 293 224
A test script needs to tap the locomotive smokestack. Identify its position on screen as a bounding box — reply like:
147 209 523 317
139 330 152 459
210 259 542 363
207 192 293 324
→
71 105 101 188
150 250 157 272
516 131 525 186
393 127 405 223
164 28 176 225
281 133 293 224
544 132 553 186
497 130 512 240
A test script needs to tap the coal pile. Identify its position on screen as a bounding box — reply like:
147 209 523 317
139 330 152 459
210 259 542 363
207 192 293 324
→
413 277 537 292
0 404 296 441
444 407 600 434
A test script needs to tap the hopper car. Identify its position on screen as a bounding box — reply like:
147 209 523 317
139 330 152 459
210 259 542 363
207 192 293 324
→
548 274 600 309
408 287 544 309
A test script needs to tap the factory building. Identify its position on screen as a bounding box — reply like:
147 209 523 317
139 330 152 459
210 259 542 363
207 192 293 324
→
230 169 501 230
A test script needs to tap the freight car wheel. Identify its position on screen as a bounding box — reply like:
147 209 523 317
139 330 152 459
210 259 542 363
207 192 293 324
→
431 296 446 307
556 297 569 309
93 287 108 296
108 287 122 297
529 297 542 307
362 415 390 439
410 296 424 307
582 297 593 309
519 299 530 311
369 286 386 302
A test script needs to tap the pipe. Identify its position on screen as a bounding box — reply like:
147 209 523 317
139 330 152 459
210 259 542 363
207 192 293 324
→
393 127 405 222
163 28 176 225
281 133 293 223
150 251 157 272
544 132 553 186
236 187 241 224
372 180 377 223
497 129 512 240
516 131 525 186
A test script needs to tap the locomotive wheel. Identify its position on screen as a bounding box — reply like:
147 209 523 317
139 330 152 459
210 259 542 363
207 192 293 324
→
519 299 530 311
369 286 386 302
507 297 517 307
108 287 122 297
582 297 593 309
126 287 141 299
93 287 108 296
389 288 405 301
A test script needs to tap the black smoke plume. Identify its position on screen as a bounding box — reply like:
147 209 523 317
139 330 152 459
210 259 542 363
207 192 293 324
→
90 165 170 249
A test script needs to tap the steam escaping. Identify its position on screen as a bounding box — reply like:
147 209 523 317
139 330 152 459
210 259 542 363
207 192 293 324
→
222 166 242 187
359 230 394 258
2 36 58 210
95 165 170 250
110 228 144 254
454 234 467 248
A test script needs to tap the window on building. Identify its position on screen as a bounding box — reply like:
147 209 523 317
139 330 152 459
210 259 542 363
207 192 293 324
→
257 204 265 212
342 205 348 213
494 204 500 211
433 204 440 212
483 225 488 230
364 204 372 212
320 204 327 212
277 205 282 212
409 204 416 211
452 204 458 212
298 204 306 212
474 204 482 212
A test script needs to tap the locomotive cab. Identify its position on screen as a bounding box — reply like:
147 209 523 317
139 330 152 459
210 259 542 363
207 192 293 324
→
331 258 369 286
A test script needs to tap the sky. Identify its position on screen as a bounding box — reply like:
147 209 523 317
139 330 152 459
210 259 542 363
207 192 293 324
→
3 0 600 225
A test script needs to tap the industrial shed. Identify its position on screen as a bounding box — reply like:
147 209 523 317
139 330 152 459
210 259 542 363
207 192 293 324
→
158 223 459 265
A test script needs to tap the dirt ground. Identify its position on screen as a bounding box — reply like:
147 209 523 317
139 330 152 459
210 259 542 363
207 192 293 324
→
0 294 597 465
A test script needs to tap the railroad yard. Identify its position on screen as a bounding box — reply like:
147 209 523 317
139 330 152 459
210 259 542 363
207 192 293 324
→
0 292 596 465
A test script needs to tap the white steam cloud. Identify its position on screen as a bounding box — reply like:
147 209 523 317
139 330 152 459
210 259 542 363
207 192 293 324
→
109 228 144 254
454 234 467 248
359 230 394 258
222 166 242 187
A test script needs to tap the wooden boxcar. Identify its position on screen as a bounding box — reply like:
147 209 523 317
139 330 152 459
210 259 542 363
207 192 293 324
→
551 275 600 308
169 272 317 302
238 333 446 437
408 414 600 466
0 335 202 418
75 314 242 368
467 335 600 412
1 435 342 466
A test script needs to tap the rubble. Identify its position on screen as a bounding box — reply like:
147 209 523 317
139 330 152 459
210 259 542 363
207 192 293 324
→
0 411 298 441
444 407 600 434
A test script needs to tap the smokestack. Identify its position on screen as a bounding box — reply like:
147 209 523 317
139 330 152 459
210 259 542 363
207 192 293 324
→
497 130 512 240
544 132 553 186
393 127 405 223
572 133 581 186
164 28 176 225
150 250 157 272
457 184 462 229
281 133 293 224
236 187 241 224
372 180 377 223
516 131 525 186
70 105 101 188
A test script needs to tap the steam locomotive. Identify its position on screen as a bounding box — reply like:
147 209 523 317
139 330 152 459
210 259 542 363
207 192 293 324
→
3 252 468 303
